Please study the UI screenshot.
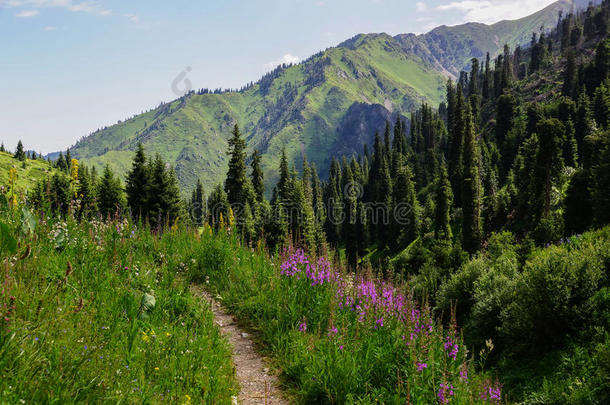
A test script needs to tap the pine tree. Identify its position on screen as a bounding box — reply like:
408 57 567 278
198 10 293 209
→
592 82 610 128
250 149 265 202
575 90 594 164
461 105 482 253
533 118 565 221
207 184 229 230
125 143 150 220
562 48 577 99
50 173 71 217
392 158 419 247
191 179 205 226
77 165 96 219
591 129 610 226
225 124 253 210
97 165 124 219
483 52 492 100
435 162 453 241
564 168 593 234
14 140 26 161
449 87 465 206
0 142 5 152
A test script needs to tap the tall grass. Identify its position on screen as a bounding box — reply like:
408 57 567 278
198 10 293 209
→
0 211 237 404
190 229 503 404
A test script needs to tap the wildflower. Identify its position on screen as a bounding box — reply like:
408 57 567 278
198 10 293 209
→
460 366 468 382
154 367 159 371
416 362 427 372
328 326 338 336
375 317 384 328
338 345 344 350
298 321 307 333
438 382 454 404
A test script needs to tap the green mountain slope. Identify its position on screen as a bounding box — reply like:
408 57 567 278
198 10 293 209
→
68 0 586 193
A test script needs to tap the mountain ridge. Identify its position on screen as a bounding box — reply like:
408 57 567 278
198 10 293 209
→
66 0 588 194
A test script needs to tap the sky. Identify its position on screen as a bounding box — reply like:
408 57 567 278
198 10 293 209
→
0 0 560 154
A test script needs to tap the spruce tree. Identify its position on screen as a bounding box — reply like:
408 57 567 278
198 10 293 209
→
125 143 150 220
461 105 482 253
250 149 264 202
591 129 610 226
449 87 465 206
392 158 419 247
435 162 453 241
77 165 96 219
191 179 204 226
207 184 229 230
225 124 252 209
0 142 5 152
97 165 124 219
14 140 26 161
533 118 565 221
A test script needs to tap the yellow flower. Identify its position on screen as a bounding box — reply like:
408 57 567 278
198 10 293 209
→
70 158 79 182
165 332 171 337
228 207 235 228
154 367 159 371
218 213 225 229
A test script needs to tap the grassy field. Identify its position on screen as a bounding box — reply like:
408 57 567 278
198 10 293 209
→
0 209 237 403
0 152 55 197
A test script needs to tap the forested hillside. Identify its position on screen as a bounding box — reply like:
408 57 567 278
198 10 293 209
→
64 0 587 193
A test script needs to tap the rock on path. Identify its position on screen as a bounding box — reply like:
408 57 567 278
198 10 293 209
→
191 285 288 405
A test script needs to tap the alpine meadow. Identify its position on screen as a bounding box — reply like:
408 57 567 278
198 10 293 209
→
2 0 610 404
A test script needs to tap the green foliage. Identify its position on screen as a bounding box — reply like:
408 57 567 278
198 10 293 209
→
0 211 237 403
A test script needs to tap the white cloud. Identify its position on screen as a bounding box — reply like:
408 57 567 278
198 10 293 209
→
435 0 556 24
415 2 427 12
265 54 300 70
15 9 38 17
1 0 117 18
124 13 139 23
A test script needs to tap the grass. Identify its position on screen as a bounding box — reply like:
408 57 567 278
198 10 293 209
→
188 229 503 404
0 152 55 196
0 209 237 404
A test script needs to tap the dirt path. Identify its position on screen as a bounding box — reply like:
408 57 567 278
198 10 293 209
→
191 285 288 405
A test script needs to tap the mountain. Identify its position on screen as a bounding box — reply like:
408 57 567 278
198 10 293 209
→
67 0 587 194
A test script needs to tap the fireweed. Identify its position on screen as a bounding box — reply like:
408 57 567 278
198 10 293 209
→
196 238 503 404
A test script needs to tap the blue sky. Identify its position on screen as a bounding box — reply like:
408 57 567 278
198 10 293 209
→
0 0 558 153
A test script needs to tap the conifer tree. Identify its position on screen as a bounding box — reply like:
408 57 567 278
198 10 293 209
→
449 87 465 206
225 124 253 209
125 143 150 220
0 142 5 152
563 48 577 99
77 165 96 219
14 140 26 161
250 149 264 203
591 129 610 225
208 184 229 230
97 165 124 219
533 118 565 221
483 52 492 100
461 106 482 253
435 162 453 241
392 158 419 247
191 179 205 226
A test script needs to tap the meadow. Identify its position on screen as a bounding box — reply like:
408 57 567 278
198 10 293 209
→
0 205 237 404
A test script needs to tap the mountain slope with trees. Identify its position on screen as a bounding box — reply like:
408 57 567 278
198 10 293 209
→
66 0 587 194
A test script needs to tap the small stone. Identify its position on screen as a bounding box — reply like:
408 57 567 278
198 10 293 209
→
241 332 249 338
263 368 269 373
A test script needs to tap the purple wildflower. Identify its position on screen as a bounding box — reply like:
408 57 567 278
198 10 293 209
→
416 362 427 372
298 321 307 333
